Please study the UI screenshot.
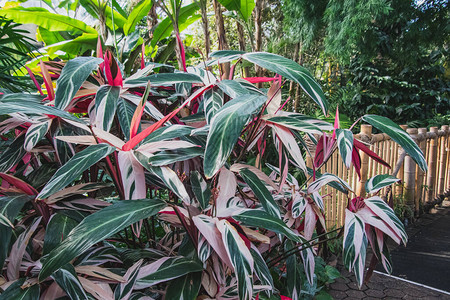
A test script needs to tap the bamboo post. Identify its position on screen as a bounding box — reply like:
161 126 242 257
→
404 128 418 212
416 128 427 205
425 127 439 203
356 125 372 197
437 125 448 198
395 125 408 197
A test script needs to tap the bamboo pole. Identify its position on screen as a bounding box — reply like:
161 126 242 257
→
331 153 338 225
416 128 427 205
425 127 439 203
437 125 448 197
395 125 408 197
356 125 372 197
404 128 418 212
446 126 450 192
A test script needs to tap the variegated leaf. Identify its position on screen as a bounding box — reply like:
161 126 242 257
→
270 124 307 174
190 170 211 210
375 229 393 274
0 134 26 172
197 235 212 263
203 88 224 124
364 196 407 245
299 237 316 285
165 271 202 300
365 175 400 194
24 119 52 151
356 206 401 244
39 199 166 281
311 191 324 212
43 213 78 255
250 246 273 295
204 94 267 178
118 151 146 200
266 163 298 187
307 173 353 194
239 168 280 218
0 278 40 300
52 264 88 300
136 257 203 289
45 182 113 204
284 241 302 300
147 147 203 166
265 116 323 134
55 57 103 110
124 72 203 88
95 85 121 132
142 124 194 144
37 144 116 200
336 128 353 168
291 193 307 218
216 219 254 300
114 259 143 300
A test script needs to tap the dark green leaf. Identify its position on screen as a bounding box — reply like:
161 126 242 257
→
52 264 88 300
43 213 78 255
165 271 202 300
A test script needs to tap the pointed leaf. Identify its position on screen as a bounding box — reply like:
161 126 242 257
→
114 259 143 300
118 151 146 200
0 278 39 300
204 88 224 124
124 0 152 35
39 199 166 281
124 72 203 87
52 264 88 300
307 173 353 194
190 170 211 210
0 134 27 172
250 247 274 294
95 85 121 132
336 129 353 168
165 271 202 300
24 119 52 152
37 143 116 199
43 213 78 255
265 116 324 134
365 175 400 194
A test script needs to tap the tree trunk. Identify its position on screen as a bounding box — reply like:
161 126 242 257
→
213 0 230 79
254 0 264 83
147 2 158 40
237 20 250 77
288 42 300 110
200 0 211 57
293 42 303 112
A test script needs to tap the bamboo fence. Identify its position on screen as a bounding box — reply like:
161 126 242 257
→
313 125 450 228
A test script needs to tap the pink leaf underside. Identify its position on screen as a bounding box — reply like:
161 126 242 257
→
136 140 198 155
7 217 42 280
274 138 289 192
230 164 278 191
0 115 32 135
246 125 265 151
55 135 97 145
40 61 55 100
314 134 335 168
356 206 401 244
158 206 190 226
192 215 233 268
270 124 307 173
353 139 390 168
352 147 362 179
49 198 110 211
135 257 175 289
265 81 282 115
41 282 65 300
243 77 277 84
118 151 146 200
303 204 317 240
332 106 340 140
216 167 243 217
75 265 125 282
45 183 110 204
344 210 365 267
78 277 114 300
216 219 254 272
0 173 38 195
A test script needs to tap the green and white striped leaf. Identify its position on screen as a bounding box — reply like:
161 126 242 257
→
190 170 211 210
136 257 203 288
250 246 274 295
364 196 407 245
204 89 224 124
217 219 254 300
365 175 400 194
204 94 267 178
142 124 194 144
24 119 52 151
95 85 121 132
114 259 143 300
265 116 323 134
217 80 261 98
118 151 146 200
165 271 202 300
0 100 85 123
0 278 39 300
343 210 367 287
242 52 328 115
117 97 135 141
239 168 280 218
362 115 427 172
375 229 393 274
291 193 307 218
52 264 88 300
307 173 353 194
284 241 302 300
0 134 27 172
234 210 301 242
270 124 307 174
147 147 203 166
43 213 78 255
197 235 212 263
299 240 316 285
37 143 116 200
124 73 203 88
39 198 166 281
55 57 103 110
336 128 353 168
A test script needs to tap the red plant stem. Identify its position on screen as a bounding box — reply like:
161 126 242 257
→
172 205 197 251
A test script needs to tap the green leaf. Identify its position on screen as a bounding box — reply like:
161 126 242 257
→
0 93 44 103
265 116 325 134
234 210 301 242
124 72 203 87
136 257 203 288
239 168 280 218
55 57 103 110
343 210 367 287
217 79 262 98
114 259 143 300
284 241 302 299
165 271 202 300
243 52 328 114
217 0 255 21
37 144 116 200
362 115 427 172
250 247 274 295
24 119 51 152
365 174 400 194
0 194 32 270
204 94 267 178
141 124 194 144
0 134 27 172
147 147 203 166
43 213 78 255
0 278 39 300
124 0 152 35
95 85 121 132
190 170 211 210
203 89 224 124
52 264 88 300
39 199 166 281
0 7 96 34
336 128 353 168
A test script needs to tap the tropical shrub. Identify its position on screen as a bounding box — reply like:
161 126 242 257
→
0 44 426 299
